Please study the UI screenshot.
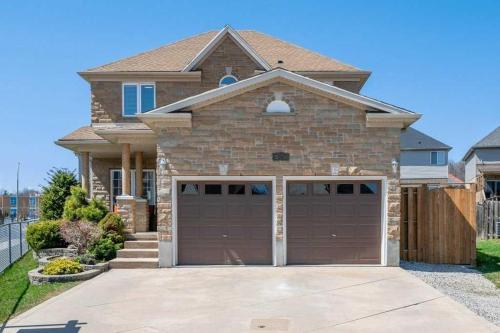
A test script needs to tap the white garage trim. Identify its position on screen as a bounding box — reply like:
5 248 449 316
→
283 176 388 266
171 176 277 267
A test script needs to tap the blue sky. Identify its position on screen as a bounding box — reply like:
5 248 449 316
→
0 1 499 192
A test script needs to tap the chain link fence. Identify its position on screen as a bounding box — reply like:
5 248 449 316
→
0 219 39 273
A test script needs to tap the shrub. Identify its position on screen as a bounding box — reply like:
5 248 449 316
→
26 220 66 253
78 198 108 222
60 220 101 254
40 168 78 220
62 186 87 221
43 258 83 275
88 236 121 261
98 213 124 235
76 253 97 265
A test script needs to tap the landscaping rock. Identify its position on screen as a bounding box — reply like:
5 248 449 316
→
28 262 109 285
33 247 78 260
401 261 500 326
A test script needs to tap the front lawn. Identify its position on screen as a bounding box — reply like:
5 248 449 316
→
0 251 79 324
476 239 500 288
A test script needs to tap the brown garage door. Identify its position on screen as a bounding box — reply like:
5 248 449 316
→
177 181 273 265
286 180 381 265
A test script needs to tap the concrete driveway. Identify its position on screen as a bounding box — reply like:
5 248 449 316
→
3 267 499 333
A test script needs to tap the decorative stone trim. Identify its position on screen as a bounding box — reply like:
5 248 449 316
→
33 247 78 260
28 262 108 285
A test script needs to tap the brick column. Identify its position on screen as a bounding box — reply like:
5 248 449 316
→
135 151 143 198
121 144 131 196
81 152 90 194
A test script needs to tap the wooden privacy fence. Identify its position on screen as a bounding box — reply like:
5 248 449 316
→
400 185 476 265
477 199 500 239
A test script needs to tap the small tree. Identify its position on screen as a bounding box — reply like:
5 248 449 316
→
63 186 108 223
40 168 78 220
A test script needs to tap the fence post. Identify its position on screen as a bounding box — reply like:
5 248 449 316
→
19 222 23 255
8 223 12 265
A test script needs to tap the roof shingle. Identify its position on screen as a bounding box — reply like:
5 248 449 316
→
400 127 451 151
85 30 364 73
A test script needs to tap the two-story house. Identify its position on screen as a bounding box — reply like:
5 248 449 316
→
56 26 420 268
463 126 500 201
400 127 451 185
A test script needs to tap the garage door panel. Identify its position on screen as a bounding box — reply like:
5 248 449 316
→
178 181 272 265
287 181 381 265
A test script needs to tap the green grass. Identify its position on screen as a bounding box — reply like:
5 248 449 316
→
477 239 500 288
0 251 79 324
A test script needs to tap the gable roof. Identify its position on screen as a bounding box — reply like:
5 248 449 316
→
463 126 500 161
138 68 420 129
83 27 365 73
400 127 451 151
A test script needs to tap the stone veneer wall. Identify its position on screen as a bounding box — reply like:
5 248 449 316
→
90 36 261 123
155 81 401 266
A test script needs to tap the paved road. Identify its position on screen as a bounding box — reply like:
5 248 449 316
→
2 266 499 332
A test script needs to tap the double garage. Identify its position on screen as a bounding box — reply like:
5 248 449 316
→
175 178 384 266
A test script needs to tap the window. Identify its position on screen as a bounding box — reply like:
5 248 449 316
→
228 184 245 195
430 151 446 165
29 197 36 207
336 184 354 194
10 196 16 206
10 208 17 217
205 184 222 195
181 184 199 195
313 184 330 195
266 100 290 113
219 75 238 87
111 170 122 206
485 180 500 199
122 83 155 116
251 184 269 195
360 183 378 194
289 184 307 196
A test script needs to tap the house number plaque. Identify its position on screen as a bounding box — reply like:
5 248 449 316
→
272 152 290 161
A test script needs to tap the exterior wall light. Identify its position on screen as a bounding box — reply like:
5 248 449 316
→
330 163 340 176
392 158 399 174
219 164 229 176
159 158 167 170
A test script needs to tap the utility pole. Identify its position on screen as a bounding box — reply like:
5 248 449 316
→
16 162 19 222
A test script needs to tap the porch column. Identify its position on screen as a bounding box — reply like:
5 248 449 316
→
121 143 131 196
81 152 90 194
135 151 143 197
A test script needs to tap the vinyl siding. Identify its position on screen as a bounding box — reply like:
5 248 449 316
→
400 165 449 180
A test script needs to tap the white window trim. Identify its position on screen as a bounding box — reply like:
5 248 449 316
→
122 82 156 117
430 151 446 166
110 169 156 209
218 74 238 87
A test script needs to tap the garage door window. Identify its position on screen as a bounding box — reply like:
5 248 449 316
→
251 184 269 195
181 184 199 195
205 184 222 195
289 184 307 196
229 184 245 195
336 184 354 194
360 183 378 194
313 183 330 195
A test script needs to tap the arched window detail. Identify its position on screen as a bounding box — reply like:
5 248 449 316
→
266 92 292 113
219 75 238 87
266 100 291 113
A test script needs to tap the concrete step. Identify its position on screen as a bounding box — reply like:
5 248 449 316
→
125 232 158 241
124 240 158 249
117 249 158 258
109 258 159 269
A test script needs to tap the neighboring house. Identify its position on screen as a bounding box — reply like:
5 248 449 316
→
0 192 40 221
400 127 451 185
463 126 500 200
56 26 421 268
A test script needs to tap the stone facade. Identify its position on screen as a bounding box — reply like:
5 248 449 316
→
156 81 401 266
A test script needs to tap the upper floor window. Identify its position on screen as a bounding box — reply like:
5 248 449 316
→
10 196 16 206
29 196 36 207
122 83 156 116
430 151 446 165
219 75 238 87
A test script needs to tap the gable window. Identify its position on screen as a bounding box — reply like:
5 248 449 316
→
219 75 238 87
122 83 156 116
430 151 446 165
266 100 291 113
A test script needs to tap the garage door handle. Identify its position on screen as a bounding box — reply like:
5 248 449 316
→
331 234 337 237
222 234 228 238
